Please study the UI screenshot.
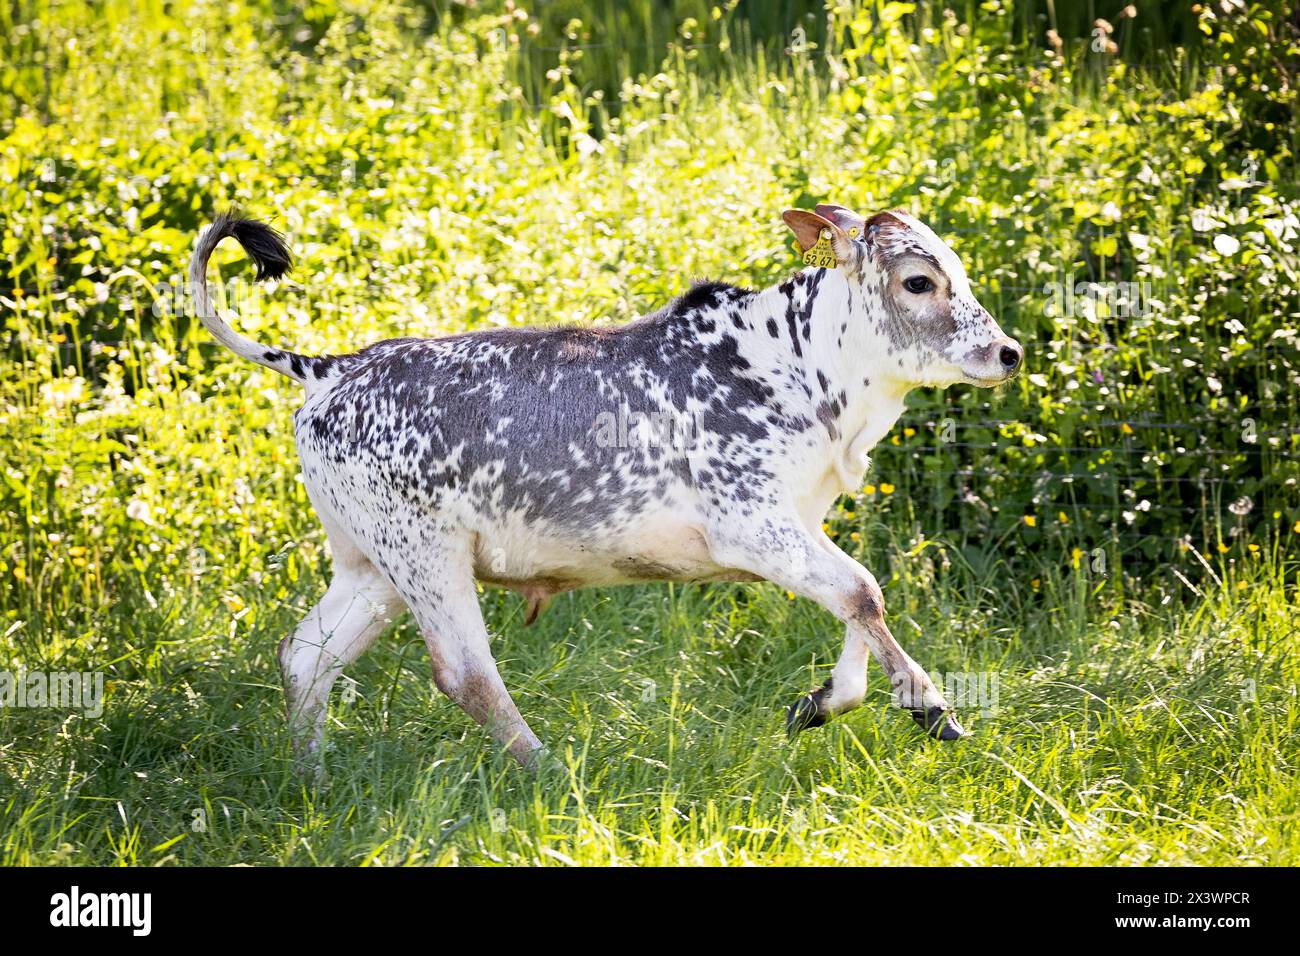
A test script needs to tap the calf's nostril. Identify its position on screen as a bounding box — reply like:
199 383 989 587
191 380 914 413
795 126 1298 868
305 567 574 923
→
998 345 1022 371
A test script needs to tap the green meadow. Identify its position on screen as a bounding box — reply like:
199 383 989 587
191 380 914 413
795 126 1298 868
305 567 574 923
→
1 0 1297 864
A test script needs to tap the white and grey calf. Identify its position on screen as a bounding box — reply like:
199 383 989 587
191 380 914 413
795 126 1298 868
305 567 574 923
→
188 203 1022 766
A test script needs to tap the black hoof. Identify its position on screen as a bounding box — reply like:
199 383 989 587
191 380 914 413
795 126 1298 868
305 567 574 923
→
910 706 966 741
786 692 828 737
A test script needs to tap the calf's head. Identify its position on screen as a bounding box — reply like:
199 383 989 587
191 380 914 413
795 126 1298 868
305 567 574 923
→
783 204 1022 389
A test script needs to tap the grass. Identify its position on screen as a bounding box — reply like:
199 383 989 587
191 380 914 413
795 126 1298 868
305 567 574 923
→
1 0 1298 865
3 549 1296 866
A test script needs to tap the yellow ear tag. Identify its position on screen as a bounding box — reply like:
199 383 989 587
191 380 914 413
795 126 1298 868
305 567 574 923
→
801 228 837 268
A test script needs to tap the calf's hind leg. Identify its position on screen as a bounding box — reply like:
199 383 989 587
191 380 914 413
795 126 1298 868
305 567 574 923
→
381 529 544 765
278 554 406 762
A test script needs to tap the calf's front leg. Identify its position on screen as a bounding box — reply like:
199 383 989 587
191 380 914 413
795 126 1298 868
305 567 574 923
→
710 519 964 741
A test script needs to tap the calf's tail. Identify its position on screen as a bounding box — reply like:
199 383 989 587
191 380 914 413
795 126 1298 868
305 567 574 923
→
188 211 335 387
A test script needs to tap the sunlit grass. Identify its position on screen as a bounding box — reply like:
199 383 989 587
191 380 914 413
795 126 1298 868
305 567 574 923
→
2 553 1295 866
0 0 1297 865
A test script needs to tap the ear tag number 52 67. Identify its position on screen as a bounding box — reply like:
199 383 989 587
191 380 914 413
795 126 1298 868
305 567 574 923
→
802 229 836 268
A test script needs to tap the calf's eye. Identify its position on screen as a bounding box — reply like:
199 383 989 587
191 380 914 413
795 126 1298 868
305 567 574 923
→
903 275 934 294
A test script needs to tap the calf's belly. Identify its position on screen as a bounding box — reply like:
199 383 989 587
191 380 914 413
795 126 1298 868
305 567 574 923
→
470 514 759 595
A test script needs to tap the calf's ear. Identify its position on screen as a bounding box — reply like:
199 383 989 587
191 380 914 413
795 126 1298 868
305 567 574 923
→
782 209 854 267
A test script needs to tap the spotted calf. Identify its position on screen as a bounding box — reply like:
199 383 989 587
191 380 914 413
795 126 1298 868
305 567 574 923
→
188 204 1022 767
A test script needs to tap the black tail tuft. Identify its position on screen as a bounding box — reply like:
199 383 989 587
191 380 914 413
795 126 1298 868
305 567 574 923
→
211 210 293 281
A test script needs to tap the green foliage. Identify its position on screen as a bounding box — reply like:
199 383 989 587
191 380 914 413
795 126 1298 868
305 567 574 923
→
0 0 1297 865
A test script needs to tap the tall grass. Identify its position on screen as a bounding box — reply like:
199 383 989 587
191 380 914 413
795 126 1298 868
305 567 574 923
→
3 544 1295 865
0 0 1297 865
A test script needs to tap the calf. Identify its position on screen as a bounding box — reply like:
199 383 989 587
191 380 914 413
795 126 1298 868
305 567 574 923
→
188 203 1022 766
